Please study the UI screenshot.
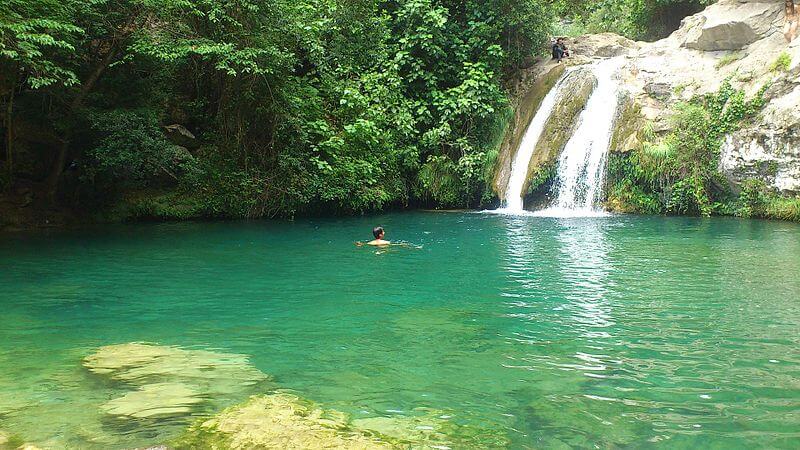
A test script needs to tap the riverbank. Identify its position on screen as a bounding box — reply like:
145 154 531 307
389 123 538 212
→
4 186 800 234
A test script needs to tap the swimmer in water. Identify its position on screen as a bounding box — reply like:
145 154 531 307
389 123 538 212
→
367 226 390 246
356 226 421 249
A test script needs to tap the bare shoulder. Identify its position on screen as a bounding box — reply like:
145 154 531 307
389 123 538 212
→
368 240 391 246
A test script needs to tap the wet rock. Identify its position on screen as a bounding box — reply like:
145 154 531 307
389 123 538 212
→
521 68 596 195
174 393 392 449
354 411 511 449
83 343 268 388
353 416 449 447
494 64 566 199
101 383 203 419
83 343 269 421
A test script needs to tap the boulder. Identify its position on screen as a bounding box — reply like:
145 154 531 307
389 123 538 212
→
682 1 783 51
567 33 638 59
163 124 199 149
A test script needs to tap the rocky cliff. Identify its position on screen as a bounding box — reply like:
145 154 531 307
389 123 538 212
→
495 0 800 200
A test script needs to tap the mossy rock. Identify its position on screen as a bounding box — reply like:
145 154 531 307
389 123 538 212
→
354 412 510 449
521 67 596 195
609 94 645 154
172 393 392 450
0 430 26 450
83 343 270 422
174 393 510 450
494 64 567 198
100 383 204 419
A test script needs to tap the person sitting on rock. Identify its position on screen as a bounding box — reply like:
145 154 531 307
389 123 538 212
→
552 38 570 63
785 0 798 43
560 39 571 58
552 38 565 62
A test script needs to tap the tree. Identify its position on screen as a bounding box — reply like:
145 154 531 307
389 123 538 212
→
0 0 81 189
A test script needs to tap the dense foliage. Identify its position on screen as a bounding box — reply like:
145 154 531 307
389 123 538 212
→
552 0 713 40
1 0 552 218
604 80 798 220
5 0 794 223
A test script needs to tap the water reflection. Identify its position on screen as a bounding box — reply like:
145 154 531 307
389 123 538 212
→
501 217 616 375
553 218 614 335
501 216 614 335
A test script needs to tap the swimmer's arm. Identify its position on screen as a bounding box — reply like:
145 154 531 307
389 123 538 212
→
389 242 422 249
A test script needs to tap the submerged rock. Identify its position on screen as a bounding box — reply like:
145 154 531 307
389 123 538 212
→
84 343 268 388
173 393 392 449
100 383 203 419
353 414 461 449
173 392 510 449
83 343 269 421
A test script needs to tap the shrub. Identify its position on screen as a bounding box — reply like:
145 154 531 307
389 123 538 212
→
606 79 767 217
715 52 743 69
769 52 792 73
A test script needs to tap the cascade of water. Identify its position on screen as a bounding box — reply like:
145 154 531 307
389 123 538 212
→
500 71 571 213
535 58 624 217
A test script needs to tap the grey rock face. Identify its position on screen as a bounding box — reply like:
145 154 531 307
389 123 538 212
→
493 0 800 199
682 1 782 51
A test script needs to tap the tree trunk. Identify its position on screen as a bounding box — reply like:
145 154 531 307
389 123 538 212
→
45 47 119 202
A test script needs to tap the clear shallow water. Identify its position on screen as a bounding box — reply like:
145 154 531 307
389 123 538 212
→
1 212 799 449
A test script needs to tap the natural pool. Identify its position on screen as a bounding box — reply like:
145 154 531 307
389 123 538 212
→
1 212 799 448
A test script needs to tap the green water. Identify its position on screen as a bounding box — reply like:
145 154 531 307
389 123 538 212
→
1 212 799 448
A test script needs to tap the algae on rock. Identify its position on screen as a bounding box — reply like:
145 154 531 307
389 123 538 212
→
520 68 596 198
83 343 270 421
494 64 566 199
174 392 511 450
173 393 392 450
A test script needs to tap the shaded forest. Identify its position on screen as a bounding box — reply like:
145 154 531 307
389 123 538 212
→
0 0 708 221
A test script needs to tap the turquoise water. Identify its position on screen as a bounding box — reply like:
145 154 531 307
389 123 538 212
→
1 212 799 448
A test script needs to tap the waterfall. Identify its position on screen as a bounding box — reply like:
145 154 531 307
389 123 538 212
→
500 71 571 213
535 58 624 217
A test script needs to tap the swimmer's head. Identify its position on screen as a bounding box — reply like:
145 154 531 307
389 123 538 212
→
373 226 385 239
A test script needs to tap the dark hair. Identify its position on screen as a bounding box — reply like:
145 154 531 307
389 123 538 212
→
372 226 384 239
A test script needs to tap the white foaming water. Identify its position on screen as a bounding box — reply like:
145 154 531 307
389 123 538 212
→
534 58 624 217
499 71 571 213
